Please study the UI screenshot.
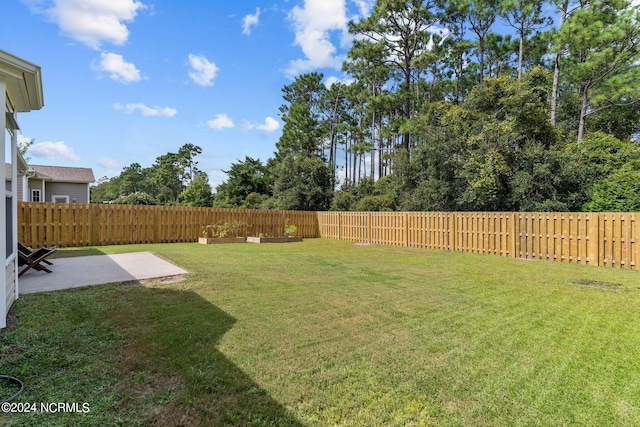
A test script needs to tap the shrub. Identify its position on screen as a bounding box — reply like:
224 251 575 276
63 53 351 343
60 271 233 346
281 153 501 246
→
583 162 640 211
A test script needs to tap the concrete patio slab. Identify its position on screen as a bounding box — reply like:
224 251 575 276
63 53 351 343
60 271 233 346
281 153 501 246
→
18 252 188 294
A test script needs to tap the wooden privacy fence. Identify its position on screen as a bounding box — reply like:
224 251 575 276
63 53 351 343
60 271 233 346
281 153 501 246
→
317 211 640 269
18 202 319 248
17 203 640 270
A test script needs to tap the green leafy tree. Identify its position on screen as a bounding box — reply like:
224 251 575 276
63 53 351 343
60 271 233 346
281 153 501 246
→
482 32 517 78
148 152 183 204
277 73 327 159
214 156 269 207
90 176 117 203
330 189 356 211
550 0 570 127
437 0 476 102
242 192 269 209
500 0 551 78
177 143 203 182
399 101 470 210
588 103 640 142
118 163 144 195
17 137 33 162
344 27 392 179
401 68 565 211
459 142 512 210
566 131 640 180
555 0 640 140
111 191 158 205
93 144 205 205
509 143 584 211
349 0 439 151
272 155 333 211
180 172 213 207
583 162 640 211
144 144 204 204
466 0 499 84
565 131 640 209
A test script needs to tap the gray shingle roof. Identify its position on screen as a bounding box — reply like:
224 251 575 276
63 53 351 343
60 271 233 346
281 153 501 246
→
4 163 26 180
5 164 95 183
29 165 95 183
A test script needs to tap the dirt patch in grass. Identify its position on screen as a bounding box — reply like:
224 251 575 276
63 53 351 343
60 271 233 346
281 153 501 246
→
572 279 623 290
138 274 187 286
119 274 187 287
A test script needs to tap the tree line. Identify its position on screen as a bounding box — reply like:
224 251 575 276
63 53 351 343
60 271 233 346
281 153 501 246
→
93 0 640 212
91 143 214 206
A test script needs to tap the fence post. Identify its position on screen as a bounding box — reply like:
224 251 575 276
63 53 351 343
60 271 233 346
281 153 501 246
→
510 213 517 258
633 213 639 270
404 212 409 247
586 213 598 266
451 212 457 252
90 204 99 246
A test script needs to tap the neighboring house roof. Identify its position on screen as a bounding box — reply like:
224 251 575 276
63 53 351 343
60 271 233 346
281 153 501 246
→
4 153 29 180
29 165 95 183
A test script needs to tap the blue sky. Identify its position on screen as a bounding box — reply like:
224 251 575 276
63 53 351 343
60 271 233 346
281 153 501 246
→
3 0 374 187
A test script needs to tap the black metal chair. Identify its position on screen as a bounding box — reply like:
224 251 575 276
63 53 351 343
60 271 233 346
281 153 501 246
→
17 243 57 277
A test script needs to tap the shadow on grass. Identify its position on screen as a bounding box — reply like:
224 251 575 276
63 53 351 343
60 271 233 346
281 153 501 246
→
0 283 301 426
110 284 302 426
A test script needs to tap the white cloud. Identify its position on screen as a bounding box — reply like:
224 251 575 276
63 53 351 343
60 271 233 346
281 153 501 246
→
286 0 350 77
27 0 146 49
245 117 280 132
206 114 234 130
29 141 81 163
98 157 121 169
17 135 33 149
113 103 177 117
242 8 260 35
188 54 219 87
324 76 354 88
257 117 280 132
94 52 141 83
208 168 229 189
351 0 375 18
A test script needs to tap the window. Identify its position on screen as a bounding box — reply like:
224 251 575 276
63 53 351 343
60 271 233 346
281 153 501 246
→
52 195 69 203
31 189 40 202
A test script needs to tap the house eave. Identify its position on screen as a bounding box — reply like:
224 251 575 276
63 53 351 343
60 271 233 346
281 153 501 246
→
0 49 44 112
17 151 28 174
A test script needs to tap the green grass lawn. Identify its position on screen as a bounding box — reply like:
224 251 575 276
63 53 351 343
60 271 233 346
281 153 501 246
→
2 239 640 426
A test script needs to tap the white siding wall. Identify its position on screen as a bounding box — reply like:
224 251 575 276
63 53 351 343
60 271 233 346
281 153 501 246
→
1 78 8 329
5 262 15 318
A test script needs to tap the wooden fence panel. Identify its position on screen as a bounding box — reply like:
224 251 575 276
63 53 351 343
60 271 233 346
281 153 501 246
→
316 211 640 270
18 205 640 270
598 213 638 269
18 203 319 247
405 212 454 251
331 212 368 243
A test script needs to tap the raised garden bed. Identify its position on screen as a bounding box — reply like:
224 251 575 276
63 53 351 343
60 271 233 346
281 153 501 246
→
198 237 246 244
246 236 303 244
